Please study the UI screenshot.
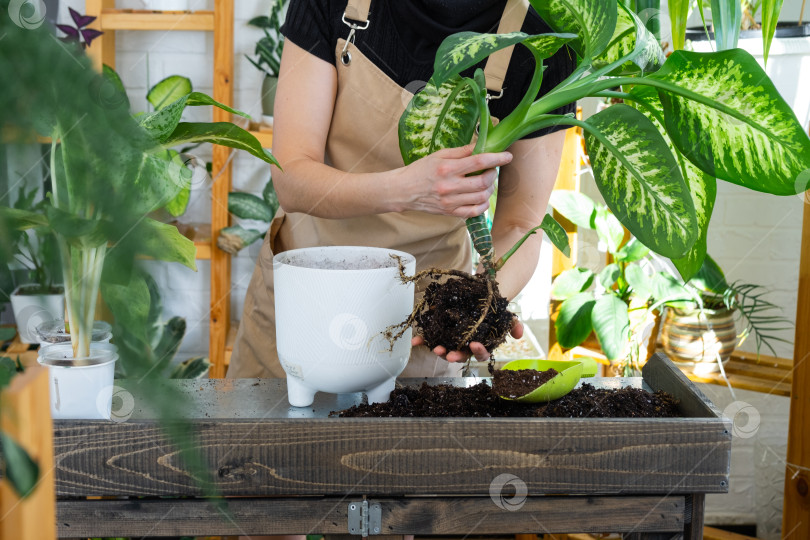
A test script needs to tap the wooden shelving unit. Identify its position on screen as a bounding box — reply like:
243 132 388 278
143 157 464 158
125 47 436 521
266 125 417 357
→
85 0 237 377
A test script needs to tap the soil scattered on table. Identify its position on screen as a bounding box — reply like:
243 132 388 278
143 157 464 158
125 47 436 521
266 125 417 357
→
333 382 679 418
492 368 559 399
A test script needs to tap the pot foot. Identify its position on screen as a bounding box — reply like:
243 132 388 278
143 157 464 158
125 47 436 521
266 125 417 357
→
365 377 395 405
286 376 317 407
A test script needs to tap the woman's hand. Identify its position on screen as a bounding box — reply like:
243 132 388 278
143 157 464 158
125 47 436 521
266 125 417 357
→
397 144 512 218
411 317 523 363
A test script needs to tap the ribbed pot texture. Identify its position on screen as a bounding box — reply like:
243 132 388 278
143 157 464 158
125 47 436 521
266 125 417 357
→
661 307 737 370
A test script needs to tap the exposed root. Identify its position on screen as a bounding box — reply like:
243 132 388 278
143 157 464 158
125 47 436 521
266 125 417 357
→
384 255 511 355
457 277 494 347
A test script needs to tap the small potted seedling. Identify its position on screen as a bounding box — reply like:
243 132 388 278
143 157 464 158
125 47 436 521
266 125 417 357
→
5 186 63 344
391 0 810 367
246 0 287 125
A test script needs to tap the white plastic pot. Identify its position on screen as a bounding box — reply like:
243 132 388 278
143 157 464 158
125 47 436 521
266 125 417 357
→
38 343 118 420
274 246 415 407
9 284 64 344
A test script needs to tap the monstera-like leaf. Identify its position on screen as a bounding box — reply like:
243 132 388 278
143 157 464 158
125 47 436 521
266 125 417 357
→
645 49 810 195
399 76 480 165
583 104 698 259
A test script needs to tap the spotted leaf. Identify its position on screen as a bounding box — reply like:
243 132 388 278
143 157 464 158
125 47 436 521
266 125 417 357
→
629 85 717 280
433 32 528 86
399 76 479 165
530 0 617 59
583 104 698 258
646 49 810 195
593 3 665 74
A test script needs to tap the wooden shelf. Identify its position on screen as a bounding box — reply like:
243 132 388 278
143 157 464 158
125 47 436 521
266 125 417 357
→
99 9 214 31
670 347 793 397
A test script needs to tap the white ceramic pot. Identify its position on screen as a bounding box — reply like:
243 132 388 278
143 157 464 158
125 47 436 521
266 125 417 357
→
274 246 415 407
38 342 118 420
9 284 64 344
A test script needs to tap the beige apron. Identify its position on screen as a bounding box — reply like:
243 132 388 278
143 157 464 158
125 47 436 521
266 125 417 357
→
229 0 529 379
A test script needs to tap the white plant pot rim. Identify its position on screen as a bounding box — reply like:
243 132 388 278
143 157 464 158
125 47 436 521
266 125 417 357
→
38 342 118 368
11 283 64 296
274 245 416 271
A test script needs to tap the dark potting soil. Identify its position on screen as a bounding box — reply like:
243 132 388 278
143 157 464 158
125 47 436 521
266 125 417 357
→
334 382 680 418
492 368 559 399
415 276 513 353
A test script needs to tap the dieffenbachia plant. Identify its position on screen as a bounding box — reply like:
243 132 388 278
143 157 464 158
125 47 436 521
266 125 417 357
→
399 0 810 281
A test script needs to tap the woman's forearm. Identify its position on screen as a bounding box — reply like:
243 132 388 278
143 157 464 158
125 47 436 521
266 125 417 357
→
271 159 405 218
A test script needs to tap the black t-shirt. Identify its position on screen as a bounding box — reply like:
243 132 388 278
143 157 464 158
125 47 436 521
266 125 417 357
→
281 0 577 138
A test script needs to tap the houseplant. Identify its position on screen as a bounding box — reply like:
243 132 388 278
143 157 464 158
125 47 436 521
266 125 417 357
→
218 177 279 253
4 186 63 343
0 15 278 416
246 0 288 123
659 254 792 374
394 0 810 356
548 191 689 375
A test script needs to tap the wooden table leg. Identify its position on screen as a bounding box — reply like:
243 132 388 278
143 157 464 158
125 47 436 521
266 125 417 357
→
684 494 705 540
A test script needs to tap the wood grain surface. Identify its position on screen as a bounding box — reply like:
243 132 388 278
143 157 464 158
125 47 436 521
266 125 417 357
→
56 495 686 537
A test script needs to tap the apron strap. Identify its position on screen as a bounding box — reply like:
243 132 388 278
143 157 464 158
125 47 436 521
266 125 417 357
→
344 0 371 25
483 0 530 95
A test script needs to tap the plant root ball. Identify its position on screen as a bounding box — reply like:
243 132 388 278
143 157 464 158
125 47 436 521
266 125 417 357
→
414 274 513 353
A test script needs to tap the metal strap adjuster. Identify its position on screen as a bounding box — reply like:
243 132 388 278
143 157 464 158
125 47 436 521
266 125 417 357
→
340 13 370 65
486 88 505 102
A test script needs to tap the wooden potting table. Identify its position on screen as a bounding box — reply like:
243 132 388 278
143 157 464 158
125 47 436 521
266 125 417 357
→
53 354 730 539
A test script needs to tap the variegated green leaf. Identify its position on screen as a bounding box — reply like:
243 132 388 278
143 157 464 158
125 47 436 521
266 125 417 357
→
646 49 810 196
540 213 571 257
593 3 664 74
530 0 617 59
761 0 785 64
629 85 716 280
433 31 527 86
521 33 578 59
625 264 652 302
583 104 697 258
668 0 690 51
140 92 250 143
399 76 479 165
591 294 629 360
147 75 192 110
162 122 279 167
217 225 265 254
132 218 197 271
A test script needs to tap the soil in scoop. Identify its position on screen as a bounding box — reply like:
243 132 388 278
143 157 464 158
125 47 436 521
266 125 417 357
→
334 382 680 418
492 368 559 399
416 276 513 352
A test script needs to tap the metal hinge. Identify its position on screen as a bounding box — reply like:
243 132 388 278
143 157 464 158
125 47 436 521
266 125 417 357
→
347 500 382 536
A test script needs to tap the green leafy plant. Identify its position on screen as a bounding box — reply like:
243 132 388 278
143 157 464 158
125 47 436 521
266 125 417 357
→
395 0 809 355
218 177 279 253
669 0 793 63
246 0 288 78
549 191 687 371
3 185 61 295
2 48 277 361
399 0 810 282
661 253 792 357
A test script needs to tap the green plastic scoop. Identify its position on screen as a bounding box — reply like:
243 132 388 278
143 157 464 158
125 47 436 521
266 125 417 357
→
498 357 599 403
